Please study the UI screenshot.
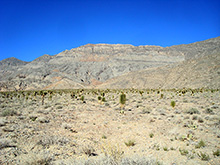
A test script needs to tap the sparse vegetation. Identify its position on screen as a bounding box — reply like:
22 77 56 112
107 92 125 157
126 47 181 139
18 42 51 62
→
179 148 189 155
80 95 85 102
171 100 176 108
163 147 168 151
186 108 200 115
101 142 124 162
102 135 107 139
213 149 220 157
0 88 219 164
120 92 126 109
149 133 154 138
195 140 206 149
98 96 102 101
1 109 18 117
125 140 135 147
82 145 97 156
198 152 210 161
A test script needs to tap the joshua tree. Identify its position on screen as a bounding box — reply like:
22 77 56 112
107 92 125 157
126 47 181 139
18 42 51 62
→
40 90 48 105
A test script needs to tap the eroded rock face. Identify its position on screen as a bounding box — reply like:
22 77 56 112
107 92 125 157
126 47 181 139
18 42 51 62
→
0 37 220 90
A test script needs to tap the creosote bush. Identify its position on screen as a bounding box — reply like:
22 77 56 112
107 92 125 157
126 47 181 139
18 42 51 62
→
171 100 176 108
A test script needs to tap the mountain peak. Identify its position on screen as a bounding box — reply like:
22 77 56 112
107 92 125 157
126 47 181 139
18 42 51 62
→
0 57 28 66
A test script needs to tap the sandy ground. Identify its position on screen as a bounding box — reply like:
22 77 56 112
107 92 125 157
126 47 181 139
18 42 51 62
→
0 89 220 164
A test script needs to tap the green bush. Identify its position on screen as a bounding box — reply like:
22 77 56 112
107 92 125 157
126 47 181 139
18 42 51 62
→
80 96 85 102
98 96 102 101
213 149 220 157
120 93 126 105
171 101 176 108
125 140 135 147
179 148 188 155
102 97 106 102
198 152 210 161
195 140 205 149
149 133 154 138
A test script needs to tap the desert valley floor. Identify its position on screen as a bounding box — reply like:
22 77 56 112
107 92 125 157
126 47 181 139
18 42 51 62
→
0 89 220 165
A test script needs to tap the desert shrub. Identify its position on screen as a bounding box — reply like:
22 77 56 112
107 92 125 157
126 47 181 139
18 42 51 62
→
195 140 205 149
170 147 175 150
125 140 135 147
56 106 63 110
198 152 210 161
139 91 144 96
102 135 107 139
101 142 124 163
1 109 18 117
141 108 151 114
205 108 214 114
102 97 106 102
121 155 159 165
71 155 158 165
213 149 220 157
192 115 198 120
81 144 97 156
198 117 204 123
186 108 200 115
179 148 188 155
98 96 102 101
163 147 168 151
80 95 85 102
155 145 160 151
120 93 126 105
170 101 176 108
17 151 53 165
149 133 154 138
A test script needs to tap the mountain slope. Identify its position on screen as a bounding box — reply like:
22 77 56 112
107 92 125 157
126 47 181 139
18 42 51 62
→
98 52 220 89
0 37 219 91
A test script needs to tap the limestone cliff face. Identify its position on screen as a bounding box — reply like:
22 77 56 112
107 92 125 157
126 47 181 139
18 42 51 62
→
0 37 220 91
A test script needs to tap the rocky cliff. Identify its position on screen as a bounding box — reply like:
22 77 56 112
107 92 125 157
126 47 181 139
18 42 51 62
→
0 37 220 91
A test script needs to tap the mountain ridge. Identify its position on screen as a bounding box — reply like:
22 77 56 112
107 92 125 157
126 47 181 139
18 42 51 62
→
0 37 220 91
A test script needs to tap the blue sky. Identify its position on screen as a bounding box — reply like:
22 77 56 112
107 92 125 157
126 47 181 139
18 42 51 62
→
0 0 219 62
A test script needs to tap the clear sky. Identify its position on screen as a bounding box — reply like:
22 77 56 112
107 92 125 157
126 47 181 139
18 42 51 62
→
0 0 219 62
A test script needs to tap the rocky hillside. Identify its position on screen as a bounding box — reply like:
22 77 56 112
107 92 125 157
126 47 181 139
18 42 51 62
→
98 52 220 89
0 37 220 91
